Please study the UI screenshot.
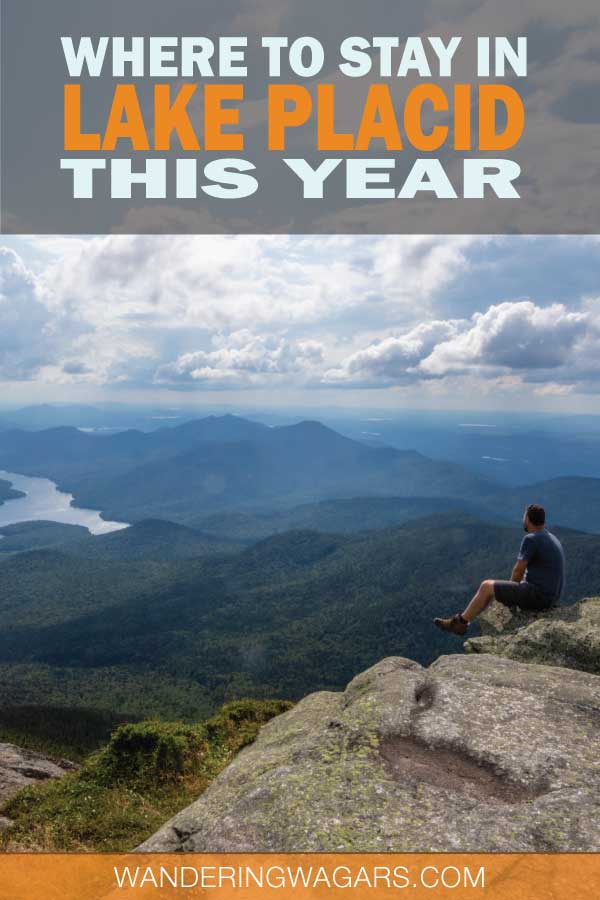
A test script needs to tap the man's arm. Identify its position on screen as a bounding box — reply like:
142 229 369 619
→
513 533 535 583
511 558 527 583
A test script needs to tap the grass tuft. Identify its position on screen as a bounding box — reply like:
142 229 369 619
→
0 698 291 852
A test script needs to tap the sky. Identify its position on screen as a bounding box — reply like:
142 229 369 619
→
0 234 599 414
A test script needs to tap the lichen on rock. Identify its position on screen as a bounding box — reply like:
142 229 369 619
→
465 597 600 674
138 651 600 853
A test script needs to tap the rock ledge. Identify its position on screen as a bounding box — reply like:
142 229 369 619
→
139 652 600 853
465 597 600 674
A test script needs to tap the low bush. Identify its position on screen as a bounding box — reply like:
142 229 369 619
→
0 698 292 852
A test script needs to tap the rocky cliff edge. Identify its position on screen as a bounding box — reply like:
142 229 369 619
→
465 597 600 673
139 600 600 853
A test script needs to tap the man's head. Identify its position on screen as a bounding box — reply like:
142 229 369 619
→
523 503 546 532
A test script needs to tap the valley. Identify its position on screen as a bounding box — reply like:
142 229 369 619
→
0 409 598 748
1 513 599 722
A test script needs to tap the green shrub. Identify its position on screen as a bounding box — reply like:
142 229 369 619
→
205 699 292 749
0 697 293 852
90 720 207 785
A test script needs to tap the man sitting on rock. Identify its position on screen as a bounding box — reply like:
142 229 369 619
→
434 503 565 636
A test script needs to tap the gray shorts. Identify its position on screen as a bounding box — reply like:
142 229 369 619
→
493 580 552 611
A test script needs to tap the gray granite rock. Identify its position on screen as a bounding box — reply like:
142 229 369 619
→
0 743 76 811
138 653 600 853
465 598 600 673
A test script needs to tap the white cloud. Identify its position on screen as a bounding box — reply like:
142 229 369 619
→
369 236 482 307
419 301 589 376
323 320 461 385
38 234 487 337
533 383 576 397
0 247 58 379
155 331 325 389
326 300 598 389
0 233 483 389
1 236 600 408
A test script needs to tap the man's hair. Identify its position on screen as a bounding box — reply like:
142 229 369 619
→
526 503 546 526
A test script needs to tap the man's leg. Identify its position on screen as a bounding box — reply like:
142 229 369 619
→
461 579 495 623
433 579 496 635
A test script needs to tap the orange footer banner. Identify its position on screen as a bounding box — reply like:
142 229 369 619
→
0 854 598 900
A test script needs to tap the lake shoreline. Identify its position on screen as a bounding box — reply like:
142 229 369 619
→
0 481 26 505
0 470 129 536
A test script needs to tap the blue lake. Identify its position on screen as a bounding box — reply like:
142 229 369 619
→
0 470 129 535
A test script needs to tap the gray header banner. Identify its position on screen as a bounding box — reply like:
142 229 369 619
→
2 0 600 234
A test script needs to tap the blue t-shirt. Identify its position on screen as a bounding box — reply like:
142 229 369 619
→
518 530 565 604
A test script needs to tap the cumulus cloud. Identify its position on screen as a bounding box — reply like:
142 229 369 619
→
155 331 325 389
0 247 57 379
39 234 489 337
0 244 157 386
323 320 461 385
326 301 598 389
2 236 600 406
419 301 589 376
0 233 485 388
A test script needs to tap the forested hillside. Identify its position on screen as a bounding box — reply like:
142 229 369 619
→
0 478 24 505
192 496 495 539
61 519 243 561
0 521 88 558
498 477 600 533
1 514 598 720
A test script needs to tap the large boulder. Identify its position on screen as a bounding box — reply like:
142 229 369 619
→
0 743 76 829
139 653 600 853
465 598 600 674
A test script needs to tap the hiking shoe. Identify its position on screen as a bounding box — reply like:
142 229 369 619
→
433 614 468 636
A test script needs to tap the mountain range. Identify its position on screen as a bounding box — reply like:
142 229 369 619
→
1 415 599 534
4 403 600 486
0 412 599 726
0 403 194 433
0 405 599 855
0 416 495 523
